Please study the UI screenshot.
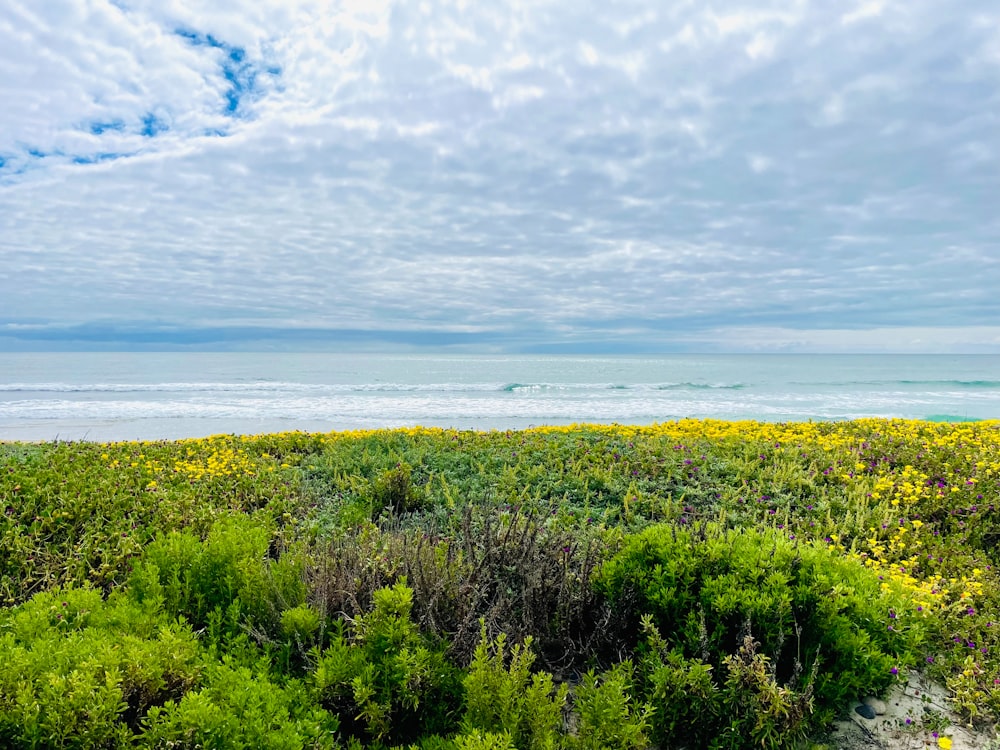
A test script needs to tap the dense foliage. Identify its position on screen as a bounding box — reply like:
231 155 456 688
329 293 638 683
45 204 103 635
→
1 419 998 748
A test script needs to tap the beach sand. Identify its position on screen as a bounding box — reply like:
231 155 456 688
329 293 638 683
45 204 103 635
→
826 672 996 750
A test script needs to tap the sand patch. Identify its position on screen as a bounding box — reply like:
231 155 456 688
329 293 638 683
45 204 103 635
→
825 672 997 750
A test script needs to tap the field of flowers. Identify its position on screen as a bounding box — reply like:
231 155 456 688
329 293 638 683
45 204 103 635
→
0 419 998 749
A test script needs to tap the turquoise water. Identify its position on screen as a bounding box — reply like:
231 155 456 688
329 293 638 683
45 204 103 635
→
0 353 998 441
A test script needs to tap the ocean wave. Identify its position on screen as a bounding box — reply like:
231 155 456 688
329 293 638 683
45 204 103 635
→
2 390 997 437
0 381 508 394
654 382 746 391
501 382 746 393
25 380 997 396
0 394 716 421
792 379 1000 388
900 380 1000 388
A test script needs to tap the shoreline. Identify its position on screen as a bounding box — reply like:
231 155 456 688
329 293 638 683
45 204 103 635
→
1 414 995 445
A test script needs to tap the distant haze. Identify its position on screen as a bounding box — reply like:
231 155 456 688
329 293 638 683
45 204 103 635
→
1 1 998 353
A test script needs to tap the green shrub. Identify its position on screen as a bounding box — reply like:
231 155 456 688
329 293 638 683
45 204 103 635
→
453 730 517 750
0 586 201 748
282 603 322 642
638 616 719 748
567 661 653 750
131 517 270 627
312 582 461 744
129 516 308 646
715 633 814 750
461 630 567 750
599 523 919 745
372 463 426 516
142 661 338 749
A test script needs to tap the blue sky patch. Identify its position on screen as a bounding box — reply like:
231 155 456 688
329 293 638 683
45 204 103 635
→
175 28 277 117
71 152 126 165
89 120 126 135
174 28 224 49
140 112 168 137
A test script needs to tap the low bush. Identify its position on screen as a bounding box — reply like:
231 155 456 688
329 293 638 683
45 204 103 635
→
461 630 567 749
308 504 618 672
129 515 308 642
568 661 654 750
0 586 201 747
311 582 462 744
599 522 922 746
142 661 338 750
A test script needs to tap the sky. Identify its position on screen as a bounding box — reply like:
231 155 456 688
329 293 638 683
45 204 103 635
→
1 0 998 353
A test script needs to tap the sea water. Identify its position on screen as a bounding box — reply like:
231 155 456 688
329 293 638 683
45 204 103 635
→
0 352 998 441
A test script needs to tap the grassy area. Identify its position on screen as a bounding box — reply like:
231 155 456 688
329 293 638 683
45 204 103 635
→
1 419 998 749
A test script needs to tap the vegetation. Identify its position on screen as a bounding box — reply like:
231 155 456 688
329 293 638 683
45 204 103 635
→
1 418 998 748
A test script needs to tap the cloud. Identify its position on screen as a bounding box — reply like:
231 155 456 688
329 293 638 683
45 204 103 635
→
693 327 1000 354
1 0 998 352
841 1 887 26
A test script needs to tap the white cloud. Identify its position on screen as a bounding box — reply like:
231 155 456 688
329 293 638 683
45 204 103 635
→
700 327 1000 353
706 6 804 38
745 32 776 60
841 1 886 26
747 154 773 173
1 0 998 352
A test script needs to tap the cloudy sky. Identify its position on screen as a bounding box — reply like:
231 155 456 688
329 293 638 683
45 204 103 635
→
1 0 998 353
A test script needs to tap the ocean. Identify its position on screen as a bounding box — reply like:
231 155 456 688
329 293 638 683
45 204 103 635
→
0 352 998 442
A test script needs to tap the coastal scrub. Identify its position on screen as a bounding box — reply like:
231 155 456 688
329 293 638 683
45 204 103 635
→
1 419 998 747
